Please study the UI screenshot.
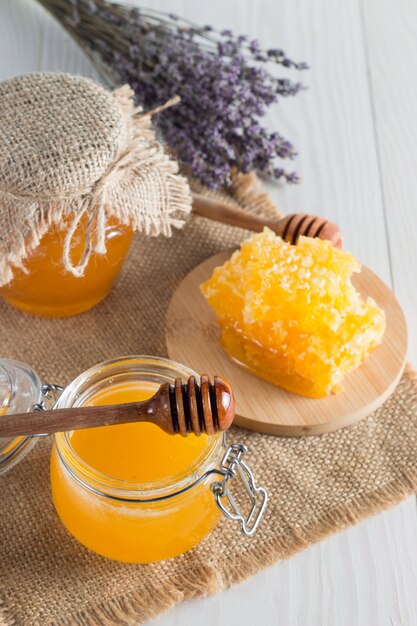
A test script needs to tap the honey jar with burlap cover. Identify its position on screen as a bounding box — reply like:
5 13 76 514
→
0 72 191 317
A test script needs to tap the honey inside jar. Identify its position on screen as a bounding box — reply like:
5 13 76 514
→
50 381 222 563
0 216 133 317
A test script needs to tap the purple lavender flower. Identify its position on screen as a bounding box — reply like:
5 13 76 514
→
39 0 307 188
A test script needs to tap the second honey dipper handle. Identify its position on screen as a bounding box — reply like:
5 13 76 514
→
192 194 343 248
192 194 276 233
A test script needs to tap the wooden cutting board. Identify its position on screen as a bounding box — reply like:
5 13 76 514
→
166 251 408 436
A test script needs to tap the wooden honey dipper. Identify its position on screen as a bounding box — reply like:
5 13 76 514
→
192 194 343 248
0 375 234 438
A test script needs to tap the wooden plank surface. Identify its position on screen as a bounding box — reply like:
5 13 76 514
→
1 0 417 624
362 0 417 394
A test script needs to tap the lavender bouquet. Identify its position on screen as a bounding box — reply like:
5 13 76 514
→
37 0 307 189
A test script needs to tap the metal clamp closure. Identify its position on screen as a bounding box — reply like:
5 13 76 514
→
31 384 64 438
211 443 268 536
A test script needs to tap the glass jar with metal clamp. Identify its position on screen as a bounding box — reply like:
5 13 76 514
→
0 355 267 563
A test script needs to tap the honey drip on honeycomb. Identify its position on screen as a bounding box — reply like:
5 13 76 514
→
201 229 386 398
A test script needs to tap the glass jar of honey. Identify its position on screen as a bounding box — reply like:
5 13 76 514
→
0 217 133 317
0 73 191 318
0 355 267 563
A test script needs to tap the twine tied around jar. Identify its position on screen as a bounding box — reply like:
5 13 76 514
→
61 89 183 277
0 73 192 284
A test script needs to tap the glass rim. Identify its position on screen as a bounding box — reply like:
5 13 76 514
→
54 355 224 501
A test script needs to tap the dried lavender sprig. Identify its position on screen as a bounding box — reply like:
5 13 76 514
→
118 7 308 71
37 0 307 189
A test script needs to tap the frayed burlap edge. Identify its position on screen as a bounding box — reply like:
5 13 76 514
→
0 84 192 284
55 368 417 626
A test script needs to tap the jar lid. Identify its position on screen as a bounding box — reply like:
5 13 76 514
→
0 72 191 284
0 359 42 475
0 73 126 196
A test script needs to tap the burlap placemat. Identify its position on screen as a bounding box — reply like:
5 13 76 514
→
1 179 417 626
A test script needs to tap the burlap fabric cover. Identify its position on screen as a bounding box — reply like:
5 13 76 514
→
0 72 191 283
1 179 417 626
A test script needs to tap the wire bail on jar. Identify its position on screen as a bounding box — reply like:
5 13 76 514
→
32 383 64 438
211 443 268 536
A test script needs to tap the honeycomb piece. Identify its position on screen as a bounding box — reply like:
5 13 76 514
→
201 228 385 398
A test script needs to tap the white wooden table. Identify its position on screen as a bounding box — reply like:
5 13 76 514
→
2 1 417 624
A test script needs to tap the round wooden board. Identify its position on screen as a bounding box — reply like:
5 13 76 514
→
166 252 408 436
